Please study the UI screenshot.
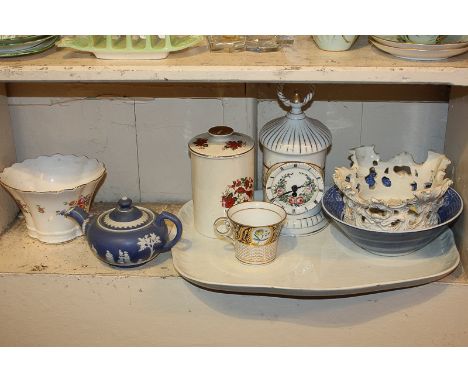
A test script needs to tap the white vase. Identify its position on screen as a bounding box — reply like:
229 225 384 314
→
0 154 105 243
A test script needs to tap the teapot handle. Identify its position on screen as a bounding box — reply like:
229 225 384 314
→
155 211 183 252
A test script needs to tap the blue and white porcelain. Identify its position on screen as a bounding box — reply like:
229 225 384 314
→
322 186 463 256
65 197 183 267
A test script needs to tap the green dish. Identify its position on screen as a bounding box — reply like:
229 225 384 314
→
57 35 204 60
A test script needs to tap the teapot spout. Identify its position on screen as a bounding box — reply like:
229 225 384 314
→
64 206 91 234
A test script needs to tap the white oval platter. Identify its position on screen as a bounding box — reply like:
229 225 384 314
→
171 200 460 297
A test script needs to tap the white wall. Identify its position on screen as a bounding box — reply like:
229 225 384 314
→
8 96 448 202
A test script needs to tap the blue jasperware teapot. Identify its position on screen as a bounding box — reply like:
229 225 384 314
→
65 197 182 267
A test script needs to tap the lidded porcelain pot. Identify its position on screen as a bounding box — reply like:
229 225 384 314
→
189 126 255 238
259 86 332 236
65 197 183 267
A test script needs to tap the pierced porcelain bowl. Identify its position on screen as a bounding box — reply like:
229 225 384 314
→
0 154 105 243
322 186 463 256
333 146 452 232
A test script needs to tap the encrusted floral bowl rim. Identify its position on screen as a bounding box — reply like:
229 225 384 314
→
333 147 452 206
0 154 106 194
322 186 463 234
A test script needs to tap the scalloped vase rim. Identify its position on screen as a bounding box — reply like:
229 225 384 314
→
0 154 106 194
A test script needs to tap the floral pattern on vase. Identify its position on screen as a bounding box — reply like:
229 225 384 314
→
56 193 92 215
14 199 30 214
221 177 254 209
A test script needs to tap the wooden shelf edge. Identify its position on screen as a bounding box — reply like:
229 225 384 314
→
1 36 468 84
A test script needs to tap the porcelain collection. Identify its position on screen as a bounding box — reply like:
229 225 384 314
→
0 81 462 284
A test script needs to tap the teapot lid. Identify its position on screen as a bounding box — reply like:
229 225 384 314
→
188 126 254 158
99 197 154 231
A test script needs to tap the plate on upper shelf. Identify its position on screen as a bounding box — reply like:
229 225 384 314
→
371 35 468 50
0 35 51 45
369 38 468 61
0 36 59 58
171 200 460 297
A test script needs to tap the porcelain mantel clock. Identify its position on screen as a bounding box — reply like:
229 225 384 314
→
260 86 332 236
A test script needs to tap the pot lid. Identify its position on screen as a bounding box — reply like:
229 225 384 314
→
259 88 332 155
99 197 153 231
188 126 254 158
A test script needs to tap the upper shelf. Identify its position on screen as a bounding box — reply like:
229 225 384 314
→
1 36 468 85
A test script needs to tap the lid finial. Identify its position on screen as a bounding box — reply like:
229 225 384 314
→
118 197 132 209
277 84 315 112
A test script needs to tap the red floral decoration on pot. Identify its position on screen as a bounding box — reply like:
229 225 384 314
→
193 138 208 149
221 177 254 208
223 140 246 151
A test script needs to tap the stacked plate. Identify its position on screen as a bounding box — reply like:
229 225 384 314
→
0 35 59 58
369 35 468 61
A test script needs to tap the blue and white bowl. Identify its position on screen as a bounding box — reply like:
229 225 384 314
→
322 186 463 256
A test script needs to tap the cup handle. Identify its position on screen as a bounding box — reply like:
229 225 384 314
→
155 211 183 252
213 217 235 244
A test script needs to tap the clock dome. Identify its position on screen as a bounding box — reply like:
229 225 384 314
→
259 88 332 155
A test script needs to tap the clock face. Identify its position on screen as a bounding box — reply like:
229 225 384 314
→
265 162 324 215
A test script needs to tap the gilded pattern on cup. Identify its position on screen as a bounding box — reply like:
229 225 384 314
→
232 223 281 246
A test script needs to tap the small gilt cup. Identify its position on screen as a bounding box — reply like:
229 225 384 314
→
214 201 286 265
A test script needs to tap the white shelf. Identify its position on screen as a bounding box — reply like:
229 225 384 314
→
0 201 466 286
1 36 468 84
